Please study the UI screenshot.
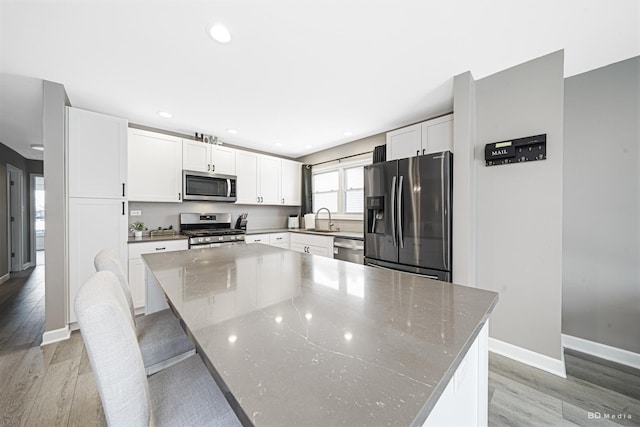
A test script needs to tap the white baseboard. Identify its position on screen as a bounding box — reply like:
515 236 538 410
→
41 326 71 346
562 334 640 370
489 337 567 378
0 272 9 285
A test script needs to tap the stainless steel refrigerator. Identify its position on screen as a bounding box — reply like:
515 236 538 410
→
364 151 452 281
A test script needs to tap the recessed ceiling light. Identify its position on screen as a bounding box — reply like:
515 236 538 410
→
343 131 353 137
30 144 44 151
158 111 172 118
226 129 237 134
275 142 283 147
208 23 231 44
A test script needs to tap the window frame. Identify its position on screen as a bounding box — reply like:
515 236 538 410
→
311 155 370 220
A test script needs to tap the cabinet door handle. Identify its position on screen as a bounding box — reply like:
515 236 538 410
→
422 148 425 155
276 237 283 240
207 164 210 172
212 165 215 172
257 196 260 203
121 202 125 216
122 183 125 197
155 247 166 251
282 198 284 204
416 150 419 156
255 239 261 242
178 192 181 201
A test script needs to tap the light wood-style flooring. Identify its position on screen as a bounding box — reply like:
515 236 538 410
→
1 265 638 426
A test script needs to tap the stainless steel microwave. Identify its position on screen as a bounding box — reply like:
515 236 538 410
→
183 170 237 202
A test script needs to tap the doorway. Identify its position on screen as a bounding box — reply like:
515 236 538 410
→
32 175 45 266
7 164 25 272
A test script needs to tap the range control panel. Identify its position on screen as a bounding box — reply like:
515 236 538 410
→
485 134 546 166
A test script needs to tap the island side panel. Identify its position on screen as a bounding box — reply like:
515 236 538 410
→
422 321 489 427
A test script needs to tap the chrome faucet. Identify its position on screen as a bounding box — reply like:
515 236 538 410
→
315 207 334 231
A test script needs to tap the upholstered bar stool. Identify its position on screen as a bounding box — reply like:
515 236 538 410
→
75 271 240 426
94 248 194 375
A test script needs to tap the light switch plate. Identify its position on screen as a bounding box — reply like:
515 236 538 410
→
130 210 142 216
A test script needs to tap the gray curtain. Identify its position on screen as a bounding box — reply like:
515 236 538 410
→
301 164 313 215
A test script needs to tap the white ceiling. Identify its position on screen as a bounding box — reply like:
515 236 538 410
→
1 0 638 161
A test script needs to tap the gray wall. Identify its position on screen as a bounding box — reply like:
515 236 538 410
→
296 133 384 165
472 51 565 360
0 142 43 277
43 80 69 331
562 56 640 353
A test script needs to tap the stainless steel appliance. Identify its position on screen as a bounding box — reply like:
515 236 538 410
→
182 170 237 202
364 151 452 281
333 238 364 264
180 213 246 248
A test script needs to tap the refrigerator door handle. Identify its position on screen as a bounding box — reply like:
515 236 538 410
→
397 175 404 248
441 158 449 271
391 175 397 247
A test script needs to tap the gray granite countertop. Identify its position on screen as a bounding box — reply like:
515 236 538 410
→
248 227 364 240
127 234 188 244
142 245 497 426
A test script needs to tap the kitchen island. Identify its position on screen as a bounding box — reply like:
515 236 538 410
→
142 244 498 426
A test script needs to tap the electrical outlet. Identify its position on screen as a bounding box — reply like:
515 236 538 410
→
130 210 142 216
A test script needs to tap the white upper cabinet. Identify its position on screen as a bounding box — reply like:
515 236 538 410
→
67 107 128 199
235 150 259 204
259 155 281 205
386 114 453 161
211 145 236 175
421 114 453 154
182 140 236 175
235 151 300 205
280 159 302 206
386 123 421 161
128 128 183 202
182 139 209 172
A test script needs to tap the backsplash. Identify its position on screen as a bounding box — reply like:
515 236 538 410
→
128 202 299 233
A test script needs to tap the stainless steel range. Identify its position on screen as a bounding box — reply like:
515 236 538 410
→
180 213 246 249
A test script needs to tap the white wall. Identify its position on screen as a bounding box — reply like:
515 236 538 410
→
562 56 640 353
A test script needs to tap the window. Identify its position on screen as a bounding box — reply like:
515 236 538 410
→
312 156 370 218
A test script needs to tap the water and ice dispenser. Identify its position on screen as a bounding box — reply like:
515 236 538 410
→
366 196 385 234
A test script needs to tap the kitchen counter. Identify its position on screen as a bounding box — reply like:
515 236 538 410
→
248 227 364 240
142 244 498 426
127 234 188 244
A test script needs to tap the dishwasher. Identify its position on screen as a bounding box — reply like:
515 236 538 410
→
333 238 364 264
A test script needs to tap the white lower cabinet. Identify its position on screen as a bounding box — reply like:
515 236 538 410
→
128 239 188 310
68 198 128 323
289 233 333 258
245 234 270 245
245 233 290 249
269 233 289 248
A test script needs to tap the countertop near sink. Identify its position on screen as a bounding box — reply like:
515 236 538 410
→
247 228 364 240
127 234 189 244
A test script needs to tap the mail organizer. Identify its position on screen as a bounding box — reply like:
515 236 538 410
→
485 134 546 166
